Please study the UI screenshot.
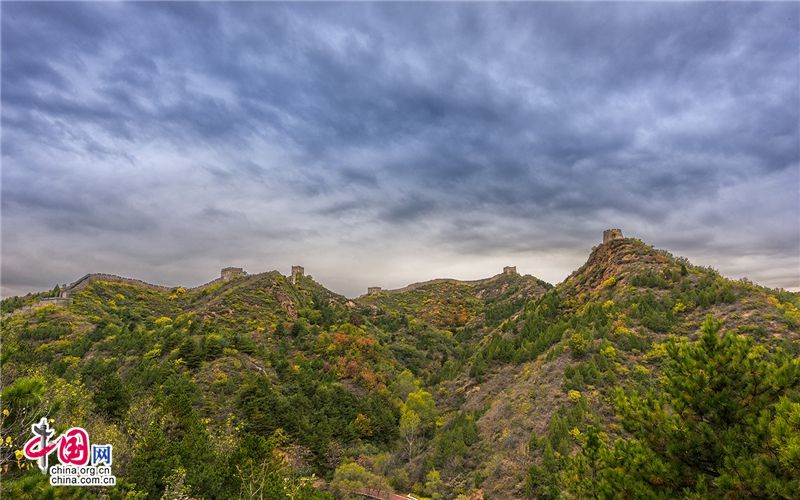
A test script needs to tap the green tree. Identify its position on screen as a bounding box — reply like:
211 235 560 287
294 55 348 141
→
569 314 800 499
548 413 572 457
400 407 423 460
129 423 178 500
92 372 131 423
0 296 25 315
404 389 436 433
424 468 445 500
237 450 332 500
569 332 588 359
768 398 800 497
204 334 223 361
162 467 191 500
390 369 420 402
0 376 61 473
330 462 373 499
178 338 202 369
526 442 561 500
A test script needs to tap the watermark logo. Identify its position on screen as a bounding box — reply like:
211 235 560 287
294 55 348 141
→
23 418 116 487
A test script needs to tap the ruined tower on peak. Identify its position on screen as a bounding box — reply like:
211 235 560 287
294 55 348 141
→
221 267 244 280
291 266 304 284
603 229 623 244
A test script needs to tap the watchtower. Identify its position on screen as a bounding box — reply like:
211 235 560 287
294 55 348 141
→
291 266 304 284
603 229 623 244
221 267 244 280
367 287 382 296
503 266 517 275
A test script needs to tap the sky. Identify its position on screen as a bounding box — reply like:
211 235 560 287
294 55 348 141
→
2 1 798 299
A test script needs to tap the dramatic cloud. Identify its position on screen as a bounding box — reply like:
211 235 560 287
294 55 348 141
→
2 2 798 297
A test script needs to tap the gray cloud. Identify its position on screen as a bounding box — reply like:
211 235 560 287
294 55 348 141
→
2 2 798 298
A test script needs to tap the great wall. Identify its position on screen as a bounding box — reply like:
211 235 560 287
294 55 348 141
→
2 267 248 318
364 266 518 296
3 231 623 317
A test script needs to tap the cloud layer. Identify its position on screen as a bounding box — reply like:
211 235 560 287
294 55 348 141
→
2 2 798 297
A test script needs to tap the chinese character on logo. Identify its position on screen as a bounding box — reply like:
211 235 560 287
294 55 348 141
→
23 418 58 473
58 428 89 466
23 418 90 472
91 444 113 466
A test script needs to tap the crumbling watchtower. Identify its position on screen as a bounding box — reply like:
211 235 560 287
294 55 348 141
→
291 266 304 284
603 229 624 244
221 267 244 280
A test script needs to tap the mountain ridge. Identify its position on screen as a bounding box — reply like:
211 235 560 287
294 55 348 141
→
2 233 798 500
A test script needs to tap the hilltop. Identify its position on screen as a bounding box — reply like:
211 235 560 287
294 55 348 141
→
2 232 798 500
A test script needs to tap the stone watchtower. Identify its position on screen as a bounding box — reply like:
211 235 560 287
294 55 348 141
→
221 267 244 280
603 229 624 244
367 286 382 295
503 266 517 275
291 266 304 284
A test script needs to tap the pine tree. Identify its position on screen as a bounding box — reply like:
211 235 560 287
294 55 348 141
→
527 442 561 499
569 314 800 499
92 372 130 423
129 423 178 500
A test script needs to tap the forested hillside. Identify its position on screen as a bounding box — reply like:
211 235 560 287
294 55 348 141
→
2 237 799 499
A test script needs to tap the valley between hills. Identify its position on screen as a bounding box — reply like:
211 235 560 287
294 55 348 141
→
2 234 799 500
